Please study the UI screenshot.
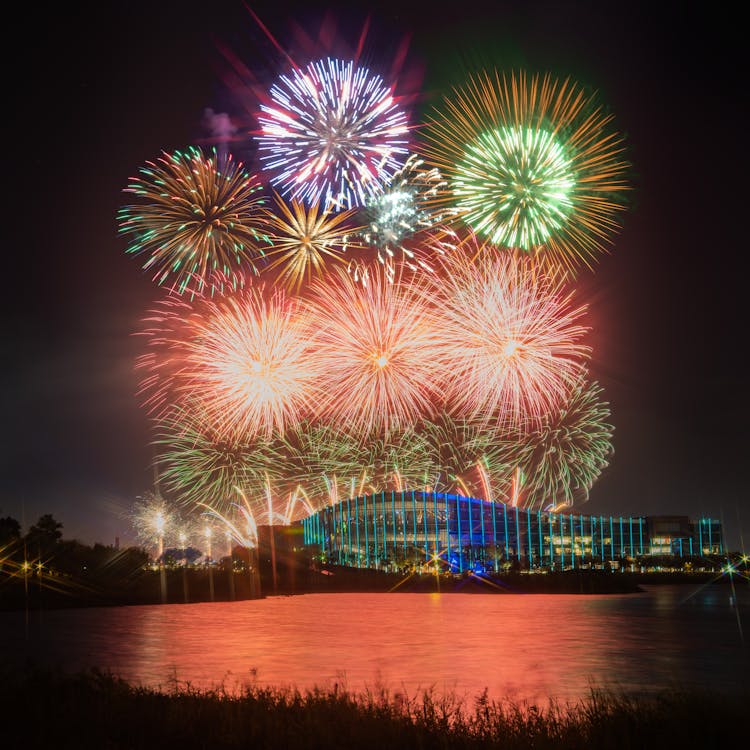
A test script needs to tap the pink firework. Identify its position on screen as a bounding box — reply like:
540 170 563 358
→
137 288 318 440
429 236 590 427
304 267 444 436
182 288 319 439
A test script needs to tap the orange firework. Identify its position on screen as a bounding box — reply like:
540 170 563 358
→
182 287 319 439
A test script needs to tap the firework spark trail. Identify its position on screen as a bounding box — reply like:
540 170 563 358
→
118 148 271 296
305 266 445 436
200 500 258 549
419 70 629 274
426 237 591 428
256 57 410 210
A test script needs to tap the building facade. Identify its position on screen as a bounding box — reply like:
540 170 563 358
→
302 491 724 572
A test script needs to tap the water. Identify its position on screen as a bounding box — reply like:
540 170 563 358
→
2 584 748 704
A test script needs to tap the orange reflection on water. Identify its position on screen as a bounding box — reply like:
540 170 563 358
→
4 586 748 703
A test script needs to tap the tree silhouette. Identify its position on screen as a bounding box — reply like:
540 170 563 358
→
0 516 21 543
26 513 63 555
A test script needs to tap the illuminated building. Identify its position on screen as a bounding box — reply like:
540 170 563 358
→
302 491 723 572
647 515 724 557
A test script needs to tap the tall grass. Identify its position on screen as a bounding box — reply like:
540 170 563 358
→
2 666 744 749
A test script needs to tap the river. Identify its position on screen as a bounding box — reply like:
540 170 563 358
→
2 584 747 704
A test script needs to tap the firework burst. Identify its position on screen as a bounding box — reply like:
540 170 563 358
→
305 266 444 435
181 287 318 440
356 426 436 495
360 154 458 280
263 192 363 291
118 148 271 295
428 239 590 428
129 491 179 556
136 286 317 440
514 378 614 511
256 57 410 211
269 422 365 503
419 70 629 273
154 401 277 513
418 412 520 498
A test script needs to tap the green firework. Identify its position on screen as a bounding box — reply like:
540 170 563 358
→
154 403 277 513
516 379 614 511
419 69 630 273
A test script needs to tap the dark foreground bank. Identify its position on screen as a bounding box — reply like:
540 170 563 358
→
2 667 745 750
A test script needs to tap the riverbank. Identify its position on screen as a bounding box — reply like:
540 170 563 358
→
2 666 745 749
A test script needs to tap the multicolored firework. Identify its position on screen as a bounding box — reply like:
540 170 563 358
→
514 378 614 511
419 70 629 273
360 154 457 280
123 59 629 518
118 148 271 296
305 266 444 435
427 238 590 428
256 58 410 211
263 193 363 291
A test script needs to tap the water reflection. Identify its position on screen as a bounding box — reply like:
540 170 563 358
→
2 584 747 703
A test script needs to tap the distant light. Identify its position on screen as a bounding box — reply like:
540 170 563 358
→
374 353 389 368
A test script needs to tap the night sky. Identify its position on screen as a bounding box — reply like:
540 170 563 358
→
3 1 746 550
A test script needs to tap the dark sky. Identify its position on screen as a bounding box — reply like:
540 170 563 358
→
3 1 746 550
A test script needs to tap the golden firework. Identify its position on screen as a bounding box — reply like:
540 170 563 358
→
263 193 364 291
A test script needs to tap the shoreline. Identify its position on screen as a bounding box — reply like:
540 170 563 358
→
1 568 740 612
